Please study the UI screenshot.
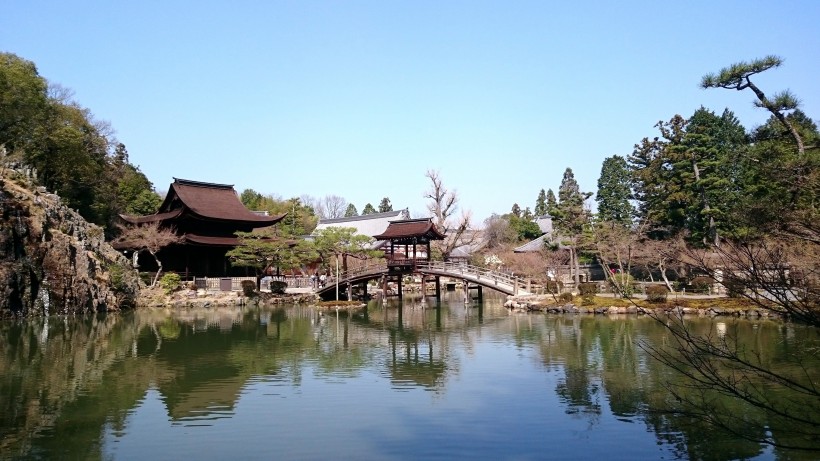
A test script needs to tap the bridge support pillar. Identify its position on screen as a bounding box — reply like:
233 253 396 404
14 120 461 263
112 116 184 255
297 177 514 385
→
397 276 403 300
435 276 441 301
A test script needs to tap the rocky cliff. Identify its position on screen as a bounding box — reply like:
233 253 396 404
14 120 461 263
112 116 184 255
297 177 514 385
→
0 166 140 316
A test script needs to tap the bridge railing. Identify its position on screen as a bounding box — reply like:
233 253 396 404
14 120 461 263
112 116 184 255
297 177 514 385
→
322 261 388 289
321 260 531 295
416 261 527 289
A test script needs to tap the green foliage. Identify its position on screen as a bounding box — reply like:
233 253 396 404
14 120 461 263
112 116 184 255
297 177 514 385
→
544 280 563 294
690 276 713 293
554 168 592 237
344 203 358 217
507 214 541 241
362 203 376 215
510 203 521 217
106 261 130 294
558 292 574 303
312 226 379 271
241 280 257 297
546 189 557 216
645 285 668 303
228 227 318 275
609 273 636 298
578 282 598 305
270 280 287 294
596 155 633 226
0 53 160 235
535 189 548 216
159 273 181 294
378 197 392 212
722 277 746 299
138 272 153 287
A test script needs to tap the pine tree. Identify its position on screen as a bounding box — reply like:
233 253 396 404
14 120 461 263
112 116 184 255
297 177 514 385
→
510 203 521 217
344 203 358 217
535 189 548 216
378 197 393 212
554 168 592 286
595 155 633 226
546 189 557 216
362 203 376 215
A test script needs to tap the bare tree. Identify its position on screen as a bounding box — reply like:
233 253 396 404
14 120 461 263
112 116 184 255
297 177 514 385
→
640 236 820 450
115 222 183 286
424 169 474 259
314 194 348 220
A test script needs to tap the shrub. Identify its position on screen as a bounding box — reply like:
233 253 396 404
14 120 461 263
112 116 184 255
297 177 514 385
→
544 280 563 294
241 280 257 297
138 272 153 287
159 273 181 294
645 285 668 303
270 281 288 294
558 292 574 303
578 282 598 305
722 277 746 298
609 273 636 298
690 276 713 293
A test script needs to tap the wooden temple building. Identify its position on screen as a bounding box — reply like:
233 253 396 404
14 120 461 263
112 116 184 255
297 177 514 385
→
115 178 285 277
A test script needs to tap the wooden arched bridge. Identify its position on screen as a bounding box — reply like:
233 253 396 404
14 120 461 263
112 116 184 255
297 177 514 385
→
316 261 533 301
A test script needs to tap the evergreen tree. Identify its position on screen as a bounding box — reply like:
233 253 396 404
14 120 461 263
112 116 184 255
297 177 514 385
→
554 168 592 286
535 189 548 216
510 203 521 217
677 107 746 244
344 203 358 217
596 155 634 226
546 189 557 216
378 197 392 212
362 203 376 215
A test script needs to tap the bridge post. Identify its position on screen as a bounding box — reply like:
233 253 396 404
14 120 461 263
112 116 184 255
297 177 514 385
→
463 279 468 303
435 276 441 301
397 276 403 300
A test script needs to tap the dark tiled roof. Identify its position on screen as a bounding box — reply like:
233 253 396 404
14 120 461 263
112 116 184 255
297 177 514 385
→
184 234 241 246
158 178 285 225
373 218 445 241
119 209 182 224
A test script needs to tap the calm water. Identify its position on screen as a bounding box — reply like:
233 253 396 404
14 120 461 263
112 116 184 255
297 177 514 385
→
1 293 817 460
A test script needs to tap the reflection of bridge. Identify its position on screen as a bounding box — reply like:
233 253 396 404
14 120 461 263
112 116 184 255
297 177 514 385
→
316 260 532 300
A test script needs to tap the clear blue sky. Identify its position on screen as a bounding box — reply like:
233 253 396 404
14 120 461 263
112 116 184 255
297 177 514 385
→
3 1 818 223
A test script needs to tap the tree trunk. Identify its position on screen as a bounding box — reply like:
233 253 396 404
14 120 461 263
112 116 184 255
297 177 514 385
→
658 258 674 292
149 249 163 287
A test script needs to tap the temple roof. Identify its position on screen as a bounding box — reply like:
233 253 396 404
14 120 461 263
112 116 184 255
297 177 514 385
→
373 218 445 241
122 178 285 226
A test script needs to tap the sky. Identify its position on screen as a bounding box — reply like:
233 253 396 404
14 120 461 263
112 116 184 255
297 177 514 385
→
2 1 819 224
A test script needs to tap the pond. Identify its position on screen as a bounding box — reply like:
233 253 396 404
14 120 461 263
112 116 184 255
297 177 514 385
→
1 293 817 460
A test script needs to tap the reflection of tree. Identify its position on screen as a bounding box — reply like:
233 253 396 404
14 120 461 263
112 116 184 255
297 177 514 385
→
3 303 817 459
526 315 820 459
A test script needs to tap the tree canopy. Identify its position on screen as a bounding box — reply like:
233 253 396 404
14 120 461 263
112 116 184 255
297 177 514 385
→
0 52 160 236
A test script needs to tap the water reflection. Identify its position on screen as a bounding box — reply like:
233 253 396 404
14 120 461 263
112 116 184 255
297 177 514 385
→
1 295 817 460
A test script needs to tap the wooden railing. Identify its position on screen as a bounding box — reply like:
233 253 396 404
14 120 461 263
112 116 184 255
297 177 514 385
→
416 261 531 295
322 260 532 296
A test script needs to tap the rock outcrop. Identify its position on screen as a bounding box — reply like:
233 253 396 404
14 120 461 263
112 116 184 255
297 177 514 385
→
0 166 139 316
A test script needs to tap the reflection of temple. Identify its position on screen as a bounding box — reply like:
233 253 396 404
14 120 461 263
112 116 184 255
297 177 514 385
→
116 178 285 277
